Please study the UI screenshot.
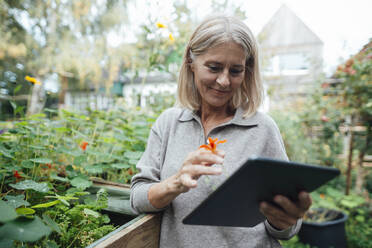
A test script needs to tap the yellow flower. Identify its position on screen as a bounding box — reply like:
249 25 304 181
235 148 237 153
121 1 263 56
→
169 33 175 42
25 75 41 85
156 22 166 28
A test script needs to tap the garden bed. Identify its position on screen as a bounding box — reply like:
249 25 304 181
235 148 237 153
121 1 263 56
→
86 179 161 248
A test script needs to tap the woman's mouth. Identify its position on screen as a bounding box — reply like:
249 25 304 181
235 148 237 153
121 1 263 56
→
210 87 230 94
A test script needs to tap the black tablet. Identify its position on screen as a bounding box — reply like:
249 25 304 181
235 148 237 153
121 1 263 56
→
182 157 340 227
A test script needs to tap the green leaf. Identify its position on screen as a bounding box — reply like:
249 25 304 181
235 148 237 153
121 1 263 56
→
355 215 365 222
73 155 86 166
83 208 100 218
30 158 52 164
0 238 14 248
124 151 143 160
0 145 14 159
70 177 92 190
0 216 51 242
4 195 30 208
21 160 34 169
128 159 139 165
54 127 70 133
85 165 103 174
16 208 35 215
9 101 16 111
56 147 80 156
9 180 50 193
111 163 130 169
50 173 69 182
13 85 22 94
42 213 61 234
45 240 59 248
32 200 60 209
0 200 17 223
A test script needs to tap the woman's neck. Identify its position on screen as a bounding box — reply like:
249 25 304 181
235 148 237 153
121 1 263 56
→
199 104 235 136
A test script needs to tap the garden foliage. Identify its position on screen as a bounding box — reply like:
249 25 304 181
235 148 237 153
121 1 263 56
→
0 105 162 247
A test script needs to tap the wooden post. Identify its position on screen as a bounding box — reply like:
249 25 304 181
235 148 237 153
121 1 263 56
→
345 116 355 195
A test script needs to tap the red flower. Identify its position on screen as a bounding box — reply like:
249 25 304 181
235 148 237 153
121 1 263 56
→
13 170 22 179
80 141 89 151
199 137 226 154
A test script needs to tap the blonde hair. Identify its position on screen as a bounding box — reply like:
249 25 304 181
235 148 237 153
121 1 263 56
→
176 15 263 117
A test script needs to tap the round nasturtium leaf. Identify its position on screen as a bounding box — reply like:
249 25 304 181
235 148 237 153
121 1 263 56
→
124 151 143 160
0 200 17 223
9 180 50 193
21 160 34 169
4 195 30 209
70 177 92 190
0 216 51 242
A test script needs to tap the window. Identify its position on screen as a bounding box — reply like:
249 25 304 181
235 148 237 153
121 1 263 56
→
264 53 310 76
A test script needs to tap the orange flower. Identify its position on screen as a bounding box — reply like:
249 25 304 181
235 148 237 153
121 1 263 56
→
80 141 89 151
199 137 226 153
13 170 22 179
320 193 325 199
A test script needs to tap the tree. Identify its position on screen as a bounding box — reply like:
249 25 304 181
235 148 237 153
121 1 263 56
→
1 0 130 115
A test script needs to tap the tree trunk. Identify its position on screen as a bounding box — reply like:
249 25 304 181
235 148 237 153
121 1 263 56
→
345 116 355 195
355 123 371 194
27 84 46 116
58 75 68 109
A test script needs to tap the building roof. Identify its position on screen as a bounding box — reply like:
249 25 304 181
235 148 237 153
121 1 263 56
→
258 4 323 48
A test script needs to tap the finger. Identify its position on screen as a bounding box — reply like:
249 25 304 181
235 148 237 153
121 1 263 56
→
180 174 197 188
273 195 304 219
188 153 224 165
298 191 312 210
260 202 297 226
214 149 225 158
181 164 222 177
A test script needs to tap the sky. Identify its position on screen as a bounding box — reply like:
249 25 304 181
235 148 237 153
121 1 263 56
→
119 0 372 76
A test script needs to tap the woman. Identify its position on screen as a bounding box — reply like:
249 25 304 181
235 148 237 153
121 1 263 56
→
130 15 312 247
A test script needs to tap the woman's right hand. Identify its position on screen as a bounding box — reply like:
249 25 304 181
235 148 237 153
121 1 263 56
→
148 148 224 209
172 148 225 193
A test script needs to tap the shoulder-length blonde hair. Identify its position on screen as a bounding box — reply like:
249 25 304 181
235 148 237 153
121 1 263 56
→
176 15 263 117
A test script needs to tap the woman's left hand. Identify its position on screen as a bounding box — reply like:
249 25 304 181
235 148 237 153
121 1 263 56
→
259 191 312 230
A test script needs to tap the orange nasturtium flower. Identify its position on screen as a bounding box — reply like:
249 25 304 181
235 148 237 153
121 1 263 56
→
80 141 89 151
319 193 325 199
13 170 22 179
156 22 166 28
199 137 226 153
25 75 41 85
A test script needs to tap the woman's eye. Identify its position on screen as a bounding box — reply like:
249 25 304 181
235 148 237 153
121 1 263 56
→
208 66 220 72
230 69 244 75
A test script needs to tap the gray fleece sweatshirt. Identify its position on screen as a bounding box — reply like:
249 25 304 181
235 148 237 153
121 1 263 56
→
130 107 301 248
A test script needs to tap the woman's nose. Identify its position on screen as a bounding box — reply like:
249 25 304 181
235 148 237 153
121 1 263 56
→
216 70 230 88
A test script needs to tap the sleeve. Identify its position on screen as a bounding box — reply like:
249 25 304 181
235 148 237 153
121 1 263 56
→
264 219 302 240
130 122 166 214
262 115 303 239
261 115 288 161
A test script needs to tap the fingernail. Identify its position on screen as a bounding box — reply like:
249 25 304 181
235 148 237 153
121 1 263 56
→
214 167 222 173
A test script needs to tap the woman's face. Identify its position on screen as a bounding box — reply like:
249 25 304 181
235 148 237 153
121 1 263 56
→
191 42 246 111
